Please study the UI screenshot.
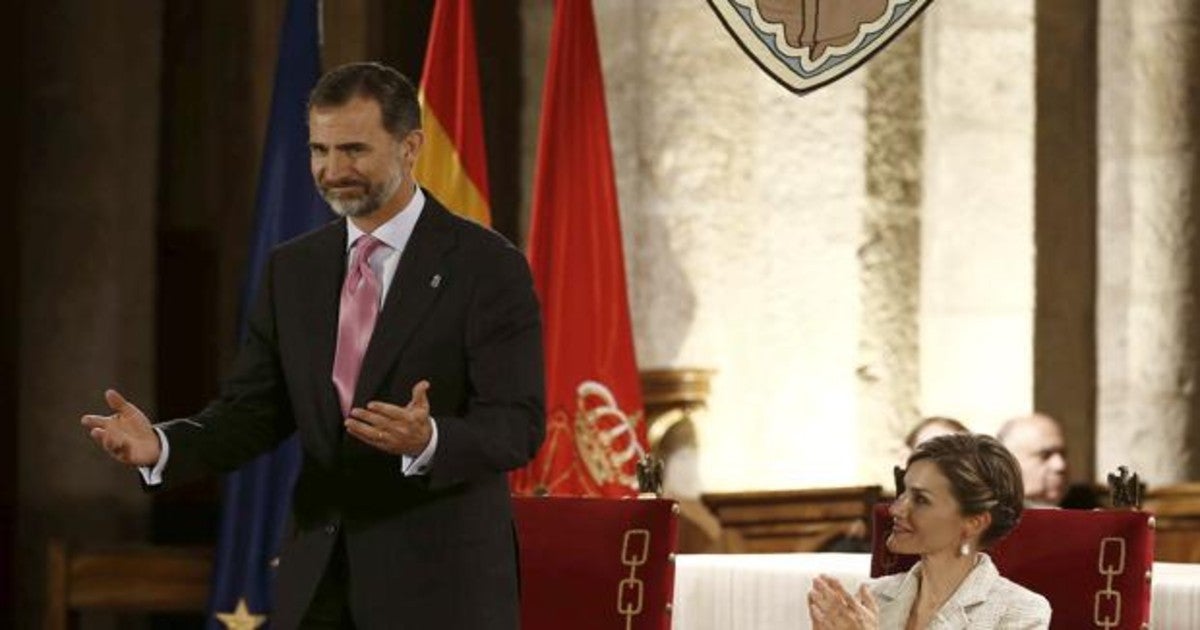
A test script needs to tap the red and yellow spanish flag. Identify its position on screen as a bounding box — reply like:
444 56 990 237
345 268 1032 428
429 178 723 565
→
415 0 491 225
510 0 647 498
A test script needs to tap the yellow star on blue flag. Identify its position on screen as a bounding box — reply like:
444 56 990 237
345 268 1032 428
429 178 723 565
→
215 597 267 630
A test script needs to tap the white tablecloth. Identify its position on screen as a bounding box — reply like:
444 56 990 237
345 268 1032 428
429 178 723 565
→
672 554 1200 629
1149 562 1200 629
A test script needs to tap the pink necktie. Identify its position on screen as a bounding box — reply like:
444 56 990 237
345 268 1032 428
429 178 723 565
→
332 234 387 417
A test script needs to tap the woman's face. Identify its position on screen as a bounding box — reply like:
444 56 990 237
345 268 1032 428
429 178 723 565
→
887 459 971 556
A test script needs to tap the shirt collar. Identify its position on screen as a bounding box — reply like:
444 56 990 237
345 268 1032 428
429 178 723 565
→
345 185 425 253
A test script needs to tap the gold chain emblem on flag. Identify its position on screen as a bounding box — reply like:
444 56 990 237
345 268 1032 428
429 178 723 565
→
574 381 645 492
617 528 650 629
1094 536 1127 628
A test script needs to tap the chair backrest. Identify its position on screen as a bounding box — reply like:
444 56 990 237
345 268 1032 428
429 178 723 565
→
512 497 679 630
870 504 1154 630
45 539 212 630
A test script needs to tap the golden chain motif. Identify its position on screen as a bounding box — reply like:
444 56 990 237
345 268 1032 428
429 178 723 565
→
618 528 651 630
1093 536 1126 628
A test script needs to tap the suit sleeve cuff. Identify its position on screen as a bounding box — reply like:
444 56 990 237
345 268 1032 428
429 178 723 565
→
401 417 438 476
138 426 170 486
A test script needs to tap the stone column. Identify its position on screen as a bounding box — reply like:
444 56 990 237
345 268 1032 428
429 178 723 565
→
858 29 923 480
19 0 160 623
919 1 1037 432
1097 1 1200 485
1033 0 1098 483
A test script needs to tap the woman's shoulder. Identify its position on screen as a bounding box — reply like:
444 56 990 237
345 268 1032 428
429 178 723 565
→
869 570 908 590
868 563 921 606
990 574 1052 624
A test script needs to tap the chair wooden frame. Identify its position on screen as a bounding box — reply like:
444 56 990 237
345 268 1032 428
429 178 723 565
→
45 539 212 630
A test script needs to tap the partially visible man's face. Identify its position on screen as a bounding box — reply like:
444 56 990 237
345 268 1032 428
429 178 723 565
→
1004 417 1068 505
308 96 417 218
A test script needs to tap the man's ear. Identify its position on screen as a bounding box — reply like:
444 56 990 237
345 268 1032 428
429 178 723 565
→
403 129 425 161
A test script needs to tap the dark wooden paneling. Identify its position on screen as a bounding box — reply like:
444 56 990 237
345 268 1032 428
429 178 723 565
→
702 487 882 553
378 1 523 244
155 0 279 546
473 1 522 244
1145 483 1200 562
5 0 27 621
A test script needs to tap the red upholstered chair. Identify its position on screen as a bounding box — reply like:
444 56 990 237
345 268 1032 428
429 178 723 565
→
870 504 1154 629
512 497 679 630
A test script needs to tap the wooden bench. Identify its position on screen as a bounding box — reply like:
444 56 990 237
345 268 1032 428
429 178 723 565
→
45 539 212 629
1144 482 1200 562
700 485 882 553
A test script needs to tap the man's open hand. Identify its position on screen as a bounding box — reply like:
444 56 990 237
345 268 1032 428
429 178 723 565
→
345 380 433 456
81 389 161 467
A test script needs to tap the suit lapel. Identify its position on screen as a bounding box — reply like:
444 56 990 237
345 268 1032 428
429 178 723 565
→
352 200 456 409
299 221 349 454
937 555 994 629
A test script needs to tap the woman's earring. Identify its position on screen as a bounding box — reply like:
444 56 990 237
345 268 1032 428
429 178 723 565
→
959 541 970 557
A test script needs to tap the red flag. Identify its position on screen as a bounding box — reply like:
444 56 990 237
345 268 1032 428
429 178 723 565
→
510 0 647 498
415 0 491 225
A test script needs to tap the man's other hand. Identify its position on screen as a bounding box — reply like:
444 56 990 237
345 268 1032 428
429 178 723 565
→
345 380 433 456
81 389 161 466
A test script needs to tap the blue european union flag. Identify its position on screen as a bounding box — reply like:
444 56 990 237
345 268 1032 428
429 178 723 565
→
207 0 327 626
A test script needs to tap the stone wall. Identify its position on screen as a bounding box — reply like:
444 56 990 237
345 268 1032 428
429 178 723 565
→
918 0 1036 434
1097 0 1200 484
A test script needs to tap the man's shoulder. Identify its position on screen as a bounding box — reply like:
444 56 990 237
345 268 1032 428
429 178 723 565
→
422 195 523 262
270 219 344 259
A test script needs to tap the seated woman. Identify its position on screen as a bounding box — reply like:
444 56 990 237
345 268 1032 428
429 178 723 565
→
807 433 1051 629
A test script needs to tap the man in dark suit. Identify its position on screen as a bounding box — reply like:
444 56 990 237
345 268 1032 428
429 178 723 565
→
81 62 545 629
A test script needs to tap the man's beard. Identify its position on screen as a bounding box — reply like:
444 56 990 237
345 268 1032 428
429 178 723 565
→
320 171 404 218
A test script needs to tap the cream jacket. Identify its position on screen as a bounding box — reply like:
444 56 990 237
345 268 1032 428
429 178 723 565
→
870 554 1051 629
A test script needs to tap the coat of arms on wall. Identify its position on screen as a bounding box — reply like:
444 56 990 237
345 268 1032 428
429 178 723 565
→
708 0 935 94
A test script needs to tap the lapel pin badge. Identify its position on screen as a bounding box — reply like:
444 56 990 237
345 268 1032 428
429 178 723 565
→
430 274 442 288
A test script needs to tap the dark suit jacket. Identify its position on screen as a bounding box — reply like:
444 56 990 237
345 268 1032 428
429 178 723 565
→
158 195 545 629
